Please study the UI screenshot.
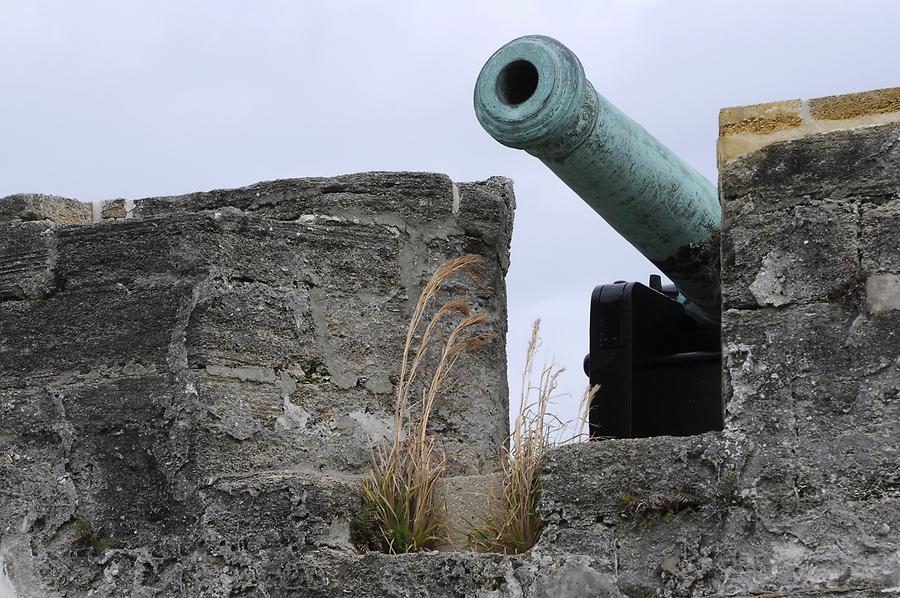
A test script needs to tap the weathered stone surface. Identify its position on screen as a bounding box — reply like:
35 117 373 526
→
1 172 512 474
0 221 59 300
0 193 91 225
100 198 135 220
719 98 803 137
866 273 900 313
809 87 900 121
719 124 900 311
720 122 900 208
538 437 730 595
723 303 900 507
539 428 899 596
715 119 899 595
435 473 503 551
717 87 900 168
721 200 861 309
227 550 621 598
0 282 192 377
0 172 514 597
862 197 900 274
165 549 620 597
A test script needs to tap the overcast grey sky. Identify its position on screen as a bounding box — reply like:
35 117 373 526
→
2 1 898 430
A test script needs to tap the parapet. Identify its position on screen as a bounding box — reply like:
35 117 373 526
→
718 86 900 167
0 172 515 595
539 87 900 596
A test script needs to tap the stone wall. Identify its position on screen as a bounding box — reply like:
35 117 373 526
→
537 87 900 596
0 172 515 596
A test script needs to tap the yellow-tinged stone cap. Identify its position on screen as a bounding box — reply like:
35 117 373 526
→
809 87 900 121
719 99 803 137
718 86 900 169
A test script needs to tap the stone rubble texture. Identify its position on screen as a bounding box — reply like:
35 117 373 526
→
1 87 900 597
0 172 523 596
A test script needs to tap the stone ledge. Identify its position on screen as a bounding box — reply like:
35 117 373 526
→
0 171 516 596
434 472 503 551
0 193 91 225
718 86 900 167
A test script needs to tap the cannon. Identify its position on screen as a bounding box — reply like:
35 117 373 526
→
474 35 723 439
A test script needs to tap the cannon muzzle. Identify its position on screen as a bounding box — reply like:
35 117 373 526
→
474 35 720 325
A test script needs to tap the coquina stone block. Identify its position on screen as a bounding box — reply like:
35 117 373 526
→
0 172 515 596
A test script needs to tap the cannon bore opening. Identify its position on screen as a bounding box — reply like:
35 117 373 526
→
496 60 538 105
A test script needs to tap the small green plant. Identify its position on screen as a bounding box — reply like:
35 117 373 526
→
302 360 331 383
72 517 114 555
353 255 494 553
469 320 599 554
620 488 705 525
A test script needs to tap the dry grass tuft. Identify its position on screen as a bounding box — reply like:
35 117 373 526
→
468 319 557 554
469 320 600 554
577 383 601 441
354 255 494 553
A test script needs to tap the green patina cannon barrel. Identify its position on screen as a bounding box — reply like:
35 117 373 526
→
474 35 721 325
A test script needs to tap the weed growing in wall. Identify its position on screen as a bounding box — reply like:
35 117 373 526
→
72 517 114 556
469 320 599 554
352 255 494 553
